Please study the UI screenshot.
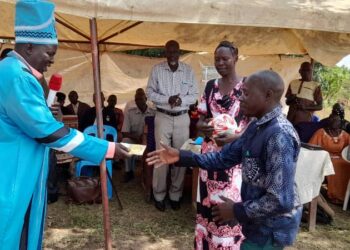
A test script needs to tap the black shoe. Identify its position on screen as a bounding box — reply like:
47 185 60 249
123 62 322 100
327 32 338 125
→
170 200 180 210
155 200 166 212
123 171 134 183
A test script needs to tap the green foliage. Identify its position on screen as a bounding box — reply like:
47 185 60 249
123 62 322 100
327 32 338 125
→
124 48 164 57
313 62 350 105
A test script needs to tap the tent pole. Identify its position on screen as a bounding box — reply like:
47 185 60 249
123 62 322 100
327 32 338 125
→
89 17 113 250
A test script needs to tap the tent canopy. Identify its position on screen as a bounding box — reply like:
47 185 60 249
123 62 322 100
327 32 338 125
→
1 0 350 66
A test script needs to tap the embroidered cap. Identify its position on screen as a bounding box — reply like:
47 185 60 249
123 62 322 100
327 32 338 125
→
15 0 58 45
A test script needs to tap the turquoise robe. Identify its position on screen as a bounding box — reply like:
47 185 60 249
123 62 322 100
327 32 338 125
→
0 52 109 249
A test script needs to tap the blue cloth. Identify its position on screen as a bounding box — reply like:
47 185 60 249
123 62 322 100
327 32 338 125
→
15 0 58 45
311 115 320 123
0 52 108 249
179 106 302 247
193 136 204 145
294 118 328 143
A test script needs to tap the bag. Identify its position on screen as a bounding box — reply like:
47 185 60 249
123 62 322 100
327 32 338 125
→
66 176 101 204
204 79 216 119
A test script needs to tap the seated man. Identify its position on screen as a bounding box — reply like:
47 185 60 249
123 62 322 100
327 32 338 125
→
66 90 90 131
331 102 350 133
56 92 70 115
122 90 155 182
106 94 124 141
80 92 119 136
124 88 145 111
285 62 323 126
295 102 349 143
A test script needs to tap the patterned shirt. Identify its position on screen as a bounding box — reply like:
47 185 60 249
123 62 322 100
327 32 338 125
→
179 106 302 247
146 61 198 112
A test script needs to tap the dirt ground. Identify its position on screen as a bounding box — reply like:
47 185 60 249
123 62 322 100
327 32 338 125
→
44 166 350 250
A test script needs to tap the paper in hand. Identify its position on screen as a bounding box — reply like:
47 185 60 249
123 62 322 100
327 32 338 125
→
121 143 146 156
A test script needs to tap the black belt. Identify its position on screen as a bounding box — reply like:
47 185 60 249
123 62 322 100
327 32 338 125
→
157 107 188 116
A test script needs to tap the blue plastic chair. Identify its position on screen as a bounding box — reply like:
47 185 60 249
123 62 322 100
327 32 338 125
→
75 125 117 199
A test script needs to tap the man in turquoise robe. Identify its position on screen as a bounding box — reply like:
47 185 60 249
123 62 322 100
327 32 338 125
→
0 1 129 249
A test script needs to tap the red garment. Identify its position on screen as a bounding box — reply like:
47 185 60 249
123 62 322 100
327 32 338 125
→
309 129 350 202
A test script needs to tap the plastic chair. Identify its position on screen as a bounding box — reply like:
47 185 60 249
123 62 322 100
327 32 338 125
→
343 179 350 211
75 125 117 199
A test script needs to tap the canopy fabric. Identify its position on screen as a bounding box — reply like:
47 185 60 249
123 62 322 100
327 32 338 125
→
12 47 305 108
2 0 350 32
1 0 349 65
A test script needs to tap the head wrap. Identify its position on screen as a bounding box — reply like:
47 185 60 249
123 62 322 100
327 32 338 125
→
15 0 58 45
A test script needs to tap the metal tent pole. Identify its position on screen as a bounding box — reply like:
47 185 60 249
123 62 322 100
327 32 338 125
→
89 17 113 250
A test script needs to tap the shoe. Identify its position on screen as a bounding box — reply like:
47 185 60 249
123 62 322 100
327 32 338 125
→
170 200 180 210
155 200 166 212
123 171 134 183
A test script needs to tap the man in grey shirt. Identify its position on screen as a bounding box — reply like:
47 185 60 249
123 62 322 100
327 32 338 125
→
146 40 199 211
122 90 155 182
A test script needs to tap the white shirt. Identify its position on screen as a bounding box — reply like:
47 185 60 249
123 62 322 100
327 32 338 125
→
146 61 198 112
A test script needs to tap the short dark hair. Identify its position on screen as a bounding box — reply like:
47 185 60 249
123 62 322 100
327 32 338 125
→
0 48 13 60
135 88 145 94
165 40 179 50
56 92 66 102
332 103 345 120
215 41 238 56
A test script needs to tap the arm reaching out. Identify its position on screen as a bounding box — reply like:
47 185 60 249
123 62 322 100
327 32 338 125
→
146 142 180 166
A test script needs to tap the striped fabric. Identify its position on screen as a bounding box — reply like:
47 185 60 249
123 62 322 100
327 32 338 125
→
15 1 58 45
146 61 198 111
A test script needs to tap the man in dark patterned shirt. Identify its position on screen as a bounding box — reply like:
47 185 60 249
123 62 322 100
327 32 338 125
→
147 70 302 249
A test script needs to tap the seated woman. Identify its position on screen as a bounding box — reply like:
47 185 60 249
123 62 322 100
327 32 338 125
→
309 111 350 204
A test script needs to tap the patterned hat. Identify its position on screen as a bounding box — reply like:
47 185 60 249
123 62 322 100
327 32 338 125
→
15 0 58 45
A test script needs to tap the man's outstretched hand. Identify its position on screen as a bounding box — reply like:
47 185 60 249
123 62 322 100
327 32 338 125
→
212 196 236 225
146 142 180 167
114 143 130 160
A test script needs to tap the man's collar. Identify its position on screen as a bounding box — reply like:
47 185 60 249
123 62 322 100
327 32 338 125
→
8 51 43 80
256 105 282 126
134 105 151 114
162 61 184 72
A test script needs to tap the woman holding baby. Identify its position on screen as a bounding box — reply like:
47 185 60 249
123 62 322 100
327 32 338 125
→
194 41 250 249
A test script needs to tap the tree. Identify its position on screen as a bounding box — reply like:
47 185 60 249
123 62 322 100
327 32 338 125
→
313 63 350 105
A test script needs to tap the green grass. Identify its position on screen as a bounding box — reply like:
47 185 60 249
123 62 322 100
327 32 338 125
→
44 167 350 250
